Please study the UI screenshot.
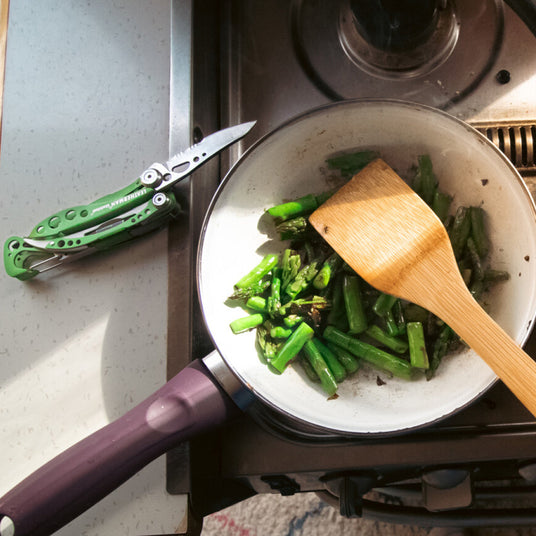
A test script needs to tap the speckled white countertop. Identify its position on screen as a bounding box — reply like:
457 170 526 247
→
0 1 188 534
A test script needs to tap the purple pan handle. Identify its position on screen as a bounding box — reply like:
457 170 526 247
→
0 359 241 536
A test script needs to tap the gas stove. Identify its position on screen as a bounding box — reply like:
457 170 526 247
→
168 0 536 530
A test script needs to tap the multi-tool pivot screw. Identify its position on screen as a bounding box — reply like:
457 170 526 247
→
141 169 163 187
152 193 169 208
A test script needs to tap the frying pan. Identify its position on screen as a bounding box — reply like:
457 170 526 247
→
2 99 536 535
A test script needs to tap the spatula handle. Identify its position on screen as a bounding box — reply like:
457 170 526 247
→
439 287 536 418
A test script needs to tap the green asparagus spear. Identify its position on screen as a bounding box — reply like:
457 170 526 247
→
271 322 314 372
326 274 349 331
267 268 282 316
372 292 403 335
285 260 321 299
365 325 409 354
343 274 368 334
314 338 347 383
299 354 320 383
281 248 301 291
229 279 271 300
449 206 471 260
246 296 267 312
230 313 265 334
267 191 333 221
412 154 437 206
235 254 279 290
323 326 414 380
267 194 318 220
279 295 330 317
392 300 407 335
384 309 404 336
406 322 429 369
313 252 342 290
326 150 378 178
276 216 311 240
256 325 280 361
373 292 397 317
303 339 338 397
326 341 361 374
469 206 490 258
428 324 454 377
270 326 293 339
466 237 484 282
283 314 304 328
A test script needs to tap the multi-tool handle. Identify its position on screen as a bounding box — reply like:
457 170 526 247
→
3 163 178 280
27 179 153 240
4 190 180 280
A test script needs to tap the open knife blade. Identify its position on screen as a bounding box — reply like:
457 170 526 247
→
159 120 256 189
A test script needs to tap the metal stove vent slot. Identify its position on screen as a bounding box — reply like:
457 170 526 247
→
476 122 536 174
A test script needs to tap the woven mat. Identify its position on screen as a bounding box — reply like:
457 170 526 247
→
201 492 536 536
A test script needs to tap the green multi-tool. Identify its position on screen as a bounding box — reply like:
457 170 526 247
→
3 122 255 280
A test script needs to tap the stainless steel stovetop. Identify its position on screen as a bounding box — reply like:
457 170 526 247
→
168 0 536 528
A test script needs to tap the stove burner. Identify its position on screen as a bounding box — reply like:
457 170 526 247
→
348 0 441 53
291 0 504 108
340 0 459 80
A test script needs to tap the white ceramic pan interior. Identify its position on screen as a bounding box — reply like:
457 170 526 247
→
198 100 536 435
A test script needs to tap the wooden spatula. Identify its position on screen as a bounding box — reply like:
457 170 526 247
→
310 158 536 418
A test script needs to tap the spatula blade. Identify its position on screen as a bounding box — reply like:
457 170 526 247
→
309 158 456 309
